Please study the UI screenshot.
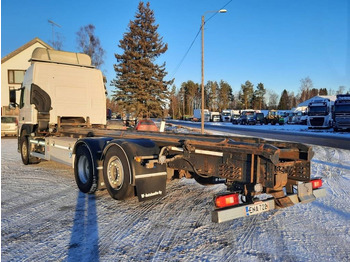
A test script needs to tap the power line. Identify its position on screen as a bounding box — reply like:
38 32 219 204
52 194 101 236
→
170 0 233 80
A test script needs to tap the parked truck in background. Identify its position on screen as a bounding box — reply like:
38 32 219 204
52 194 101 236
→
193 109 210 122
221 110 232 122
9 48 325 223
230 110 241 124
307 98 333 129
333 94 350 131
210 111 220 122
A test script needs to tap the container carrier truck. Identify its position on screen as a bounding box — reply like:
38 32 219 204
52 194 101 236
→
10 48 325 223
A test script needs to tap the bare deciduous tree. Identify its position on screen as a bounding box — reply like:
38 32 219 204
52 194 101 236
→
76 24 105 68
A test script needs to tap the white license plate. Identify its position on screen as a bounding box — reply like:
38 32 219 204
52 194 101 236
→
245 202 270 216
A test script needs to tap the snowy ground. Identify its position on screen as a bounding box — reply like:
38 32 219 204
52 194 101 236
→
1 134 350 261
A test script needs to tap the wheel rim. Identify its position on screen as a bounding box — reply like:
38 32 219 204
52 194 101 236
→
22 140 28 159
107 156 124 190
77 155 90 184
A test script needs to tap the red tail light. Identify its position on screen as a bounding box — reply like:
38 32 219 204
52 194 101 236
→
215 193 240 209
311 179 323 189
15 118 18 126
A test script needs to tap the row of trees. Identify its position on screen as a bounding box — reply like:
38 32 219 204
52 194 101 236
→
57 1 348 119
168 77 347 119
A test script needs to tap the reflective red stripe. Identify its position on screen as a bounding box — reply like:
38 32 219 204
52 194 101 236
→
215 193 239 208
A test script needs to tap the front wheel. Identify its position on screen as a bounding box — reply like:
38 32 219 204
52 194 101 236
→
20 135 40 165
74 144 97 194
103 146 134 200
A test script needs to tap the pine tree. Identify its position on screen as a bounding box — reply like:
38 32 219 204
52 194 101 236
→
240 80 254 109
278 89 289 109
112 2 173 118
181 80 198 115
252 82 266 110
218 80 233 111
319 88 328 95
206 81 219 111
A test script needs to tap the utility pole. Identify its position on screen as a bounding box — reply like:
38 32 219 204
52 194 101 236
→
200 9 227 134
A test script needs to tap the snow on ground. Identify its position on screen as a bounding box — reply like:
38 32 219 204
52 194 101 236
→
1 136 350 261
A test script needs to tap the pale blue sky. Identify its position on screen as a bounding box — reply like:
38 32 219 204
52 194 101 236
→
1 0 349 97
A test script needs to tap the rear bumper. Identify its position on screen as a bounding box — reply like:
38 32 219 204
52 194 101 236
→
212 188 326 223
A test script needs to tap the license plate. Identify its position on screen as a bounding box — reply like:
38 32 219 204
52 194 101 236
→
245 202 270 216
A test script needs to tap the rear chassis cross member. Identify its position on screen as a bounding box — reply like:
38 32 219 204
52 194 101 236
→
159 137 318 212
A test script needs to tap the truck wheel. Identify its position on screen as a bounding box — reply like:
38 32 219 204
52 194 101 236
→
20 135 40 165
74 144 97 194
20 136 30 165
103 146 134 200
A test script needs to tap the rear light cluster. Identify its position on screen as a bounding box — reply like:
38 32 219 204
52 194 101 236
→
311 178 323 189
214 193 240 209
214 179 323 209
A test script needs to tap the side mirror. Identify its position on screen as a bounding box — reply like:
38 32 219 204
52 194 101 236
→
9 89 17 107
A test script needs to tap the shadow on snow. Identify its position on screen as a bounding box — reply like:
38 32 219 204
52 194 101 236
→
67 191 99 261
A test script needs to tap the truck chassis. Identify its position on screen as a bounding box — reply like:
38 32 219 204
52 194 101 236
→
18 118 326 223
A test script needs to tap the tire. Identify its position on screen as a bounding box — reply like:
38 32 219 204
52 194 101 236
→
20 135 40 165
74 144 97 194
20 135 30 165
103 146 134 200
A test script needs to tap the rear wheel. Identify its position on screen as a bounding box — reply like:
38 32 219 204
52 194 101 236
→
103 146 134 200
74 144 97 194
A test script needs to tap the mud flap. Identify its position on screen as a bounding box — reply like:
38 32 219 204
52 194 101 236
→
135 172 167 201
275 196 295 208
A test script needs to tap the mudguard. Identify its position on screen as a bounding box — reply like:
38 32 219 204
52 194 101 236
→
102 138 167 201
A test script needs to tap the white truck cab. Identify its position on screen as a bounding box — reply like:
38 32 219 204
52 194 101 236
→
17 47 106 134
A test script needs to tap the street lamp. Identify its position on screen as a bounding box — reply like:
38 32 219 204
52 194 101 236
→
201 9 227 134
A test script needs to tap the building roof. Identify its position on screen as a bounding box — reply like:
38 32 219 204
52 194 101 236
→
1 37 53 64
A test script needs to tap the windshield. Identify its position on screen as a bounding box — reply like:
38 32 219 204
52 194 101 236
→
222 112 230 116
335 105 350 113
309 106 327 115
